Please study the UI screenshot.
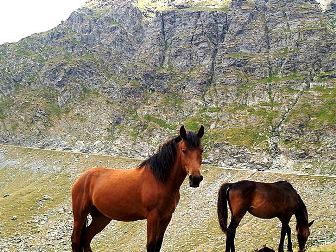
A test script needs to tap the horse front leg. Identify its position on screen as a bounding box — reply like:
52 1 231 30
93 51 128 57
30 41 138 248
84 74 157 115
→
278 222 288 252
146 210 160 252
286 225 293 252
155 215 172 252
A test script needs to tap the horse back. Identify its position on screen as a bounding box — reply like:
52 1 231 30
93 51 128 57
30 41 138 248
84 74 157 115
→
253 180 299 219
228 180 299 219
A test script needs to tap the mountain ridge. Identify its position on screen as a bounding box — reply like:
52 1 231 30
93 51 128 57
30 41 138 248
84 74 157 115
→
0 0 335 174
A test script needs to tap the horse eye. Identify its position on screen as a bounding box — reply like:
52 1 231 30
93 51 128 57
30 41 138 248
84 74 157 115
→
182 149 187 154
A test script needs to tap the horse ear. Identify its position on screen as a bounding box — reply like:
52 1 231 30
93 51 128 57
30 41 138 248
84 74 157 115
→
308 220 314 227
180 125 187 139
197 125 204 138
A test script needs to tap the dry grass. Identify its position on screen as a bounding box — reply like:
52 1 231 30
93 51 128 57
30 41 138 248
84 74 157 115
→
0 144 335 251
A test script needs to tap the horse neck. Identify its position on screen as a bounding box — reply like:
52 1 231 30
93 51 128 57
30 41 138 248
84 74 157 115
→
295 195 309 227
165 152 187 191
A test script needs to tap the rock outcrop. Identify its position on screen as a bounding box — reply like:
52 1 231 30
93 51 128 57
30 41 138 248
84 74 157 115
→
0 0 335 174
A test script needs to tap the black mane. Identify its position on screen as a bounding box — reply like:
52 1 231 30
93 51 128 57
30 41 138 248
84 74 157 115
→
295 194 309 228
140 131 201 183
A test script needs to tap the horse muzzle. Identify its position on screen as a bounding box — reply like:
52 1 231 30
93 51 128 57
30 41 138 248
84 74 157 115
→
189 175 203 188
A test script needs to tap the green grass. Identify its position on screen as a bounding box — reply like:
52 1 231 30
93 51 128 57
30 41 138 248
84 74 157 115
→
0 98 11 120
287 87 336 129
205 126 268 149
315 71 336 81
248 107 279 125
224 126 268 149
260 72 304 83
144 114 176 130
0 168 71 236
162 93 183 110
184 114 211 132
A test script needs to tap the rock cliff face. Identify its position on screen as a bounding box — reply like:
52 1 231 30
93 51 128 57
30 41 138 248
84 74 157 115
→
0 0 335 174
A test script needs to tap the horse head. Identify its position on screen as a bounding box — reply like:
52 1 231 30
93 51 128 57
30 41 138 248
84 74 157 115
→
178 125 204 188
297 220 314 252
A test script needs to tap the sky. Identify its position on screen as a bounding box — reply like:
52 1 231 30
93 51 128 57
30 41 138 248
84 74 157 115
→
0 0 87 45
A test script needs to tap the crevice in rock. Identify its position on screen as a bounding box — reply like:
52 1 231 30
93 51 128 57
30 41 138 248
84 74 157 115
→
189 12 201 45
279 5 295 76
268 82 309 158
159 12 168 67
204 14 229 95
189 12 201 65
262 5 272 78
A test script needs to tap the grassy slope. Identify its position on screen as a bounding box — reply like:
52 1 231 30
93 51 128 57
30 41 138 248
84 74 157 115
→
0 144 335 252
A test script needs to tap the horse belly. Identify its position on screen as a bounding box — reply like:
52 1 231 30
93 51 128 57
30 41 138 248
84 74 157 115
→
103 207 146 222
91 175 147 221
93 191 147 221
248 207 277 219
248 199 281 219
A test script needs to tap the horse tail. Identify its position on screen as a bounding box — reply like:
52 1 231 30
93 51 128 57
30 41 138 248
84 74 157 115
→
217 183 231 234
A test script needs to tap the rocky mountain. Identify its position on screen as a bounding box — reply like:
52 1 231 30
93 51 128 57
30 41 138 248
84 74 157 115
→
0 0 335 174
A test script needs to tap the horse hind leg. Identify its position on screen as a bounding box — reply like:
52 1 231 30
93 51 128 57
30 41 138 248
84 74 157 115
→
71 187 92 251
225 213 245 252
82 207 111 252
71 211 89 252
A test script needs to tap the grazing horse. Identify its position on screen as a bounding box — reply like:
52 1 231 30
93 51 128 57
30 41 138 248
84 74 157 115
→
217 180 314 252
71 125 204 252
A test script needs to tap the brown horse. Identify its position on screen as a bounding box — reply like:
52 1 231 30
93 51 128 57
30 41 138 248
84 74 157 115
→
71 125 204 252
217 180 314 252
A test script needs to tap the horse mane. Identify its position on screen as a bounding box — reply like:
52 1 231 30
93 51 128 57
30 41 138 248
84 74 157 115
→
295 194 309 229
139 131 201 183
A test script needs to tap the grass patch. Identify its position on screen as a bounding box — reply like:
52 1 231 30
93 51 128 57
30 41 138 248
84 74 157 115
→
287 87 336 129
248 107 279 125
0 168 71 237
315 70 336 81
184 114 211 132
144 115 176 130
260 72 304 83
162 93 183 110
0 98 12 120
224 127 267 148
206 126 268 149
224 127 268 149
